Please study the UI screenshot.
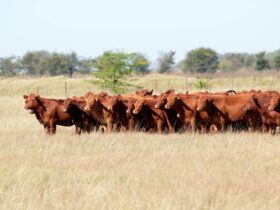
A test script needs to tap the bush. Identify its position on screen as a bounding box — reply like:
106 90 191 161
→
194 78 208 89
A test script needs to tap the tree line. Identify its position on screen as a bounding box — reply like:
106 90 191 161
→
1 48 280 78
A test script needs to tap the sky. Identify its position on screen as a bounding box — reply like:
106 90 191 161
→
1 0 280 61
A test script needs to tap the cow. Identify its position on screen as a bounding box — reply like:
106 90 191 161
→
23 93 74 134
243 92 278 133
104 95 130 132
154 89 183 133
164 93 209 133
84 92 121 132
133 97 168 134
62 97 98 134
196 92 262 132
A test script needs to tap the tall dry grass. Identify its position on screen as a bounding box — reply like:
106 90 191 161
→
0 77 280 209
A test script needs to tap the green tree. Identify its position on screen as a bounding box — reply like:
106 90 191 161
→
133 53 150 75
0 57 20 77
67 52 79 77
157 51 175 73
218 59 233 72
244 54 256 69
79 58 96 74
93 50 136 92
40 52 79 76
20 51 50 76
184 48 218 73
273 55 280 70
218 53 249 71
255 52 270 70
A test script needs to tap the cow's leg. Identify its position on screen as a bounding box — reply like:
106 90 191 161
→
49 119 56 135
200 123 207 134
128 118 135 132
44 124 51 135
120 123 127 132
210 124 218 134
270 125 276 135
107 121 113 133
190 118 196 134
262 124 268 133
157 120 164 134
164 113 174 133
220 118 226 133
75 126 82 135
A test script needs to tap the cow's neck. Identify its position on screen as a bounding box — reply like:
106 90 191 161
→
178 99 193 113
205 101 225 119
72 100 85 111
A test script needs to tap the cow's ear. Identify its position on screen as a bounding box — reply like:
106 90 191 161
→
149 89 153 94
117 95 122 101
23 95 28 99
207 97 213 102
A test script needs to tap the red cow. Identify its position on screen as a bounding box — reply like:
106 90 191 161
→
23 93 74 134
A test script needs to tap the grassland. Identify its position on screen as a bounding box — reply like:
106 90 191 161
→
1 72 280 97
1 74 280 209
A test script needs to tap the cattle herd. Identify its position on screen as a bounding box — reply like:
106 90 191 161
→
23 89 280 135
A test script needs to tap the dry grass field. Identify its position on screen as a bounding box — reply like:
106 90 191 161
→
1 74 280 209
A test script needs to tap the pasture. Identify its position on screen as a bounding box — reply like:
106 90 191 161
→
1 74 280 209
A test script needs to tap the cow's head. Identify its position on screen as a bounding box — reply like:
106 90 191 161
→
133 99 146 114
107 95 121 111
196 95 212 111
83 92 96 111
243 95 258 112
126 98 136 115
165 94 179 109
62 98 73 113
23 93 40 113
268 95 280 111
155 93 167 109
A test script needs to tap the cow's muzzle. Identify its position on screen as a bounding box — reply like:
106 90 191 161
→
155 104 159 109
84 107 91 111
165 105 170 109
